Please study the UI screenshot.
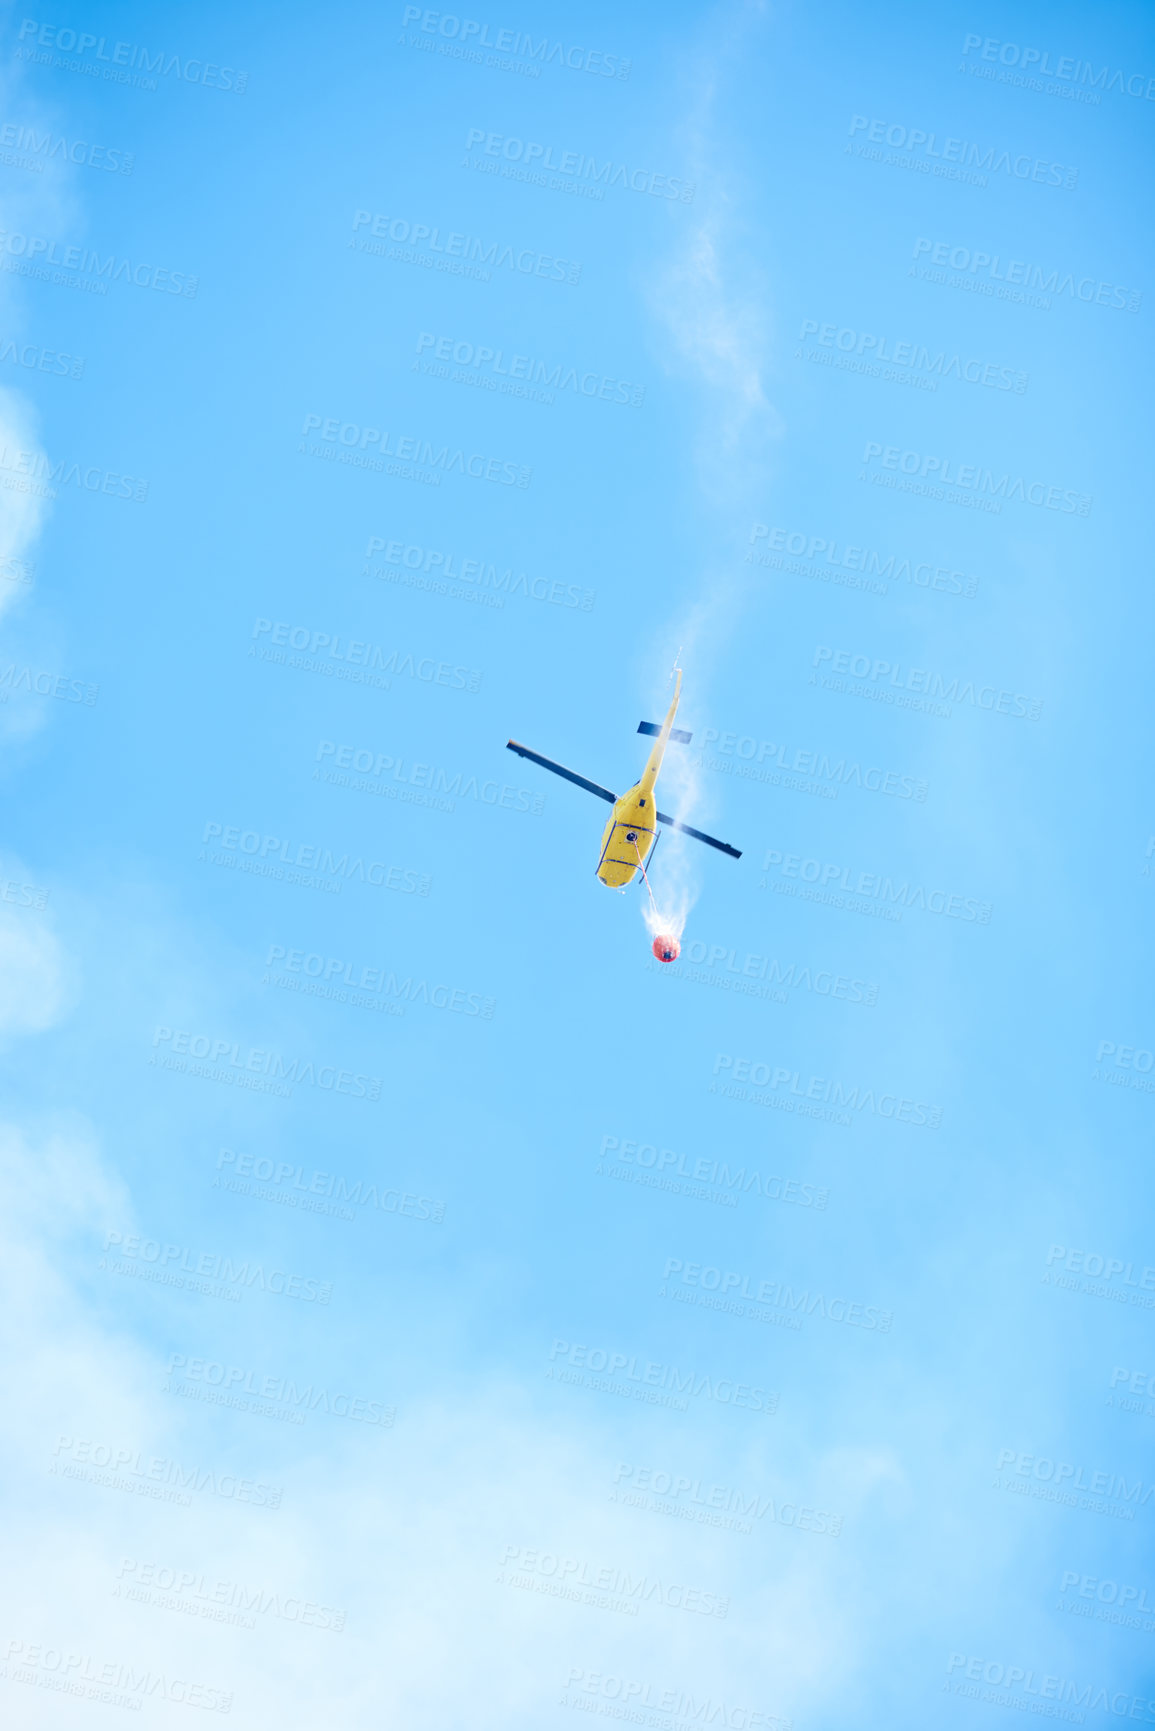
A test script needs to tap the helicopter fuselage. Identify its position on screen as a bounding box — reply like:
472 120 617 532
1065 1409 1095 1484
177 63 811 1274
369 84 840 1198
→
595 672 681 888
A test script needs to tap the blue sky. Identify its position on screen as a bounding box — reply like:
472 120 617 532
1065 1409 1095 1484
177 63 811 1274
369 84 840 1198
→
0 0 1153 1725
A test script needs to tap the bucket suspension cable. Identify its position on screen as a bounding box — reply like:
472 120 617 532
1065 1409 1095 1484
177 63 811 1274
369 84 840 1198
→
631 836 659 918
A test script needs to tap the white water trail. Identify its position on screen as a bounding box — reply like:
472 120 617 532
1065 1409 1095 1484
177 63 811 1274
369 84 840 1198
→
637 3 780 956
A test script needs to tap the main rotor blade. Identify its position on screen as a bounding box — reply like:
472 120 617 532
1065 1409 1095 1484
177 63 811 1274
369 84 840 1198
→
655 810 742 859
506 740 616 804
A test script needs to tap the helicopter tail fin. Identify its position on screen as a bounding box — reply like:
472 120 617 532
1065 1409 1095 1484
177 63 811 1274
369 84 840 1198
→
638 722 692 744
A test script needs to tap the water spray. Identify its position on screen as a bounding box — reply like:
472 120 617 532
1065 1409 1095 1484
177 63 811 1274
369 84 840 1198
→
632 837 681 964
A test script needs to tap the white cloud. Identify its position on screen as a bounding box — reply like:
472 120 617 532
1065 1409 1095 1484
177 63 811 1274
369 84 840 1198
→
0 55 90 624
0 899 68 1035
0 1109 859 1728
0 384 49 623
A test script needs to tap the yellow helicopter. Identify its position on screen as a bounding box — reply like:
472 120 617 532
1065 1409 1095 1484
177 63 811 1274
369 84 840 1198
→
507 669 741 903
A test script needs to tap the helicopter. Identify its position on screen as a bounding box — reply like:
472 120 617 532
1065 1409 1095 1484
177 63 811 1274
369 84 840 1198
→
506 668 741 959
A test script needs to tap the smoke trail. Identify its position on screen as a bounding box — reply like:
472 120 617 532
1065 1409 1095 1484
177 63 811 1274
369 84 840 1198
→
643 681 701 946
641 4 780 950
